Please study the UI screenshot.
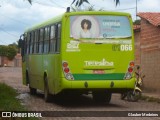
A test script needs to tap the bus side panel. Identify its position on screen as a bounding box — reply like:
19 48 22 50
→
41 54 63 95
22 59 27 85
28 55 44 90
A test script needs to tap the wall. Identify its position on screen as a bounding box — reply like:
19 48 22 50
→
0 54 22 67
140 18 160 92
134 29 141 65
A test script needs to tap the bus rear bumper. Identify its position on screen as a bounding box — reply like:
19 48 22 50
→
61 78 135 93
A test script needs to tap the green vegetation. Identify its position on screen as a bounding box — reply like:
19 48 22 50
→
0 83 24 111
0 44 17 60
0 83 38 120
27 0 120 7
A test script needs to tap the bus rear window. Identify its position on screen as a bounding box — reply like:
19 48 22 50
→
70 15 132 39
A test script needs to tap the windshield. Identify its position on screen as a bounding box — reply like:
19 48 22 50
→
70 15 132 39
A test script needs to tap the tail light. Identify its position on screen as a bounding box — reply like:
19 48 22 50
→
124 61 134 80
64 68 69 73
63 62 68 68
128 67 133 73
129 62 135 67
62 61 74 80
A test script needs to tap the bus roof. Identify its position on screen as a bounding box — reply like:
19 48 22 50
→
25 11 131 33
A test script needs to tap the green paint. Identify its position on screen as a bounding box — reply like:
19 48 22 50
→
73 73 125 80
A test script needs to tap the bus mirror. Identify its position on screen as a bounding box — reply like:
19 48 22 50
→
18 39 23 48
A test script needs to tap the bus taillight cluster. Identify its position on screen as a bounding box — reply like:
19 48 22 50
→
124 61 135 80
62 61 74 80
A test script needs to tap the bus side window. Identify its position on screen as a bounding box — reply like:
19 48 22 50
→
27 33 31 54
31 31 35 54
39 28 44 54
56 23 61 52
36 30 40 53
29 32 33 54
44 27 50 53
34 30 38 53
50 25 56 53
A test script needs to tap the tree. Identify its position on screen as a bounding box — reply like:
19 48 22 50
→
27 0 120 7
71 5 104 12
133 19 141 25
0 45 17 60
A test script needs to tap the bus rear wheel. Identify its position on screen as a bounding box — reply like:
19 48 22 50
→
29 86 37 95
44 77 52 102
92 90 112 103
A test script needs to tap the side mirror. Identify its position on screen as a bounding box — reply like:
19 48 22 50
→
18 39 23 48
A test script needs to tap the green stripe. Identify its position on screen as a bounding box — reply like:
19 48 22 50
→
73 73 125 80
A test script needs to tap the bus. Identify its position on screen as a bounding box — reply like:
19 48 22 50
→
19 10 136 103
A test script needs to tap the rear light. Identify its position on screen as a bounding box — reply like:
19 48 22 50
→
130 62 135 67
128 67 133 73
62 61 74 80
124 61 134 80
64 68 69 73
63 62 68 67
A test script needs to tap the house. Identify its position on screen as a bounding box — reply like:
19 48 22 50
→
134 12 160 92
0 53 22 67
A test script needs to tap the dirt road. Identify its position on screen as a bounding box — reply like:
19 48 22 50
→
0 67 160 120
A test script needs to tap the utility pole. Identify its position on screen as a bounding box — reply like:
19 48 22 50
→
136 0 137 20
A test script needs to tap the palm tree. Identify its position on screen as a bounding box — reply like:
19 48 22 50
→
27 0 120 7
71 5 104 12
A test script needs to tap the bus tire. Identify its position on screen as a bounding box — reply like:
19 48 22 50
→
29 86 37 95
27 71 37 95
44 77 52 102
92 90 112 103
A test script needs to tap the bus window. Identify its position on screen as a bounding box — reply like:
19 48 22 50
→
34 30 38 53
27 33 31 54
31 31 35 54
70 16 131 41
44 27 50 53
39 28 44 53
36 30 40 53
56 23 61 52
50 25 56 52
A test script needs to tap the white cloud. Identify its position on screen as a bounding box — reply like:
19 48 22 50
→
0 0 160 45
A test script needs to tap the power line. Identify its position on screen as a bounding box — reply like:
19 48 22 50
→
49 0 66 8
0 39 8 44
33 1 65 9
0 27 19 38
0 13 29 26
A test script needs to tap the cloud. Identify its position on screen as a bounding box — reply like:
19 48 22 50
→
0 0 160 45
0 0 66 45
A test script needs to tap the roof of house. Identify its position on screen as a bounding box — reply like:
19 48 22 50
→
137 12 160 27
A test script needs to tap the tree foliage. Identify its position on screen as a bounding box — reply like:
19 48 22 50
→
133 19 141 25
27 0 120 7
0 45 17 60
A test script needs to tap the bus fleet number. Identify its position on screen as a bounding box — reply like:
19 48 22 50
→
120 45 132 51
112 45 132 51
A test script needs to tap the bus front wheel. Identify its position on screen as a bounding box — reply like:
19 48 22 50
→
92 90 112 103
44 77 52 102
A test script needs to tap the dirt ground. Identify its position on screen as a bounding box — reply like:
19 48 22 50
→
0 67 160 120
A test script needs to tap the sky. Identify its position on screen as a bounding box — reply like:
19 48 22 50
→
0 0 160 45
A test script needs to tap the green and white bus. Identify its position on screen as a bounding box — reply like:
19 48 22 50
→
19 10 136 103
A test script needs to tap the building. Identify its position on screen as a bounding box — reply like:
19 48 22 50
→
0 53 22 67
134 12 160 92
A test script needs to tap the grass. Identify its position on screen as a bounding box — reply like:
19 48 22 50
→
0 83 38 120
